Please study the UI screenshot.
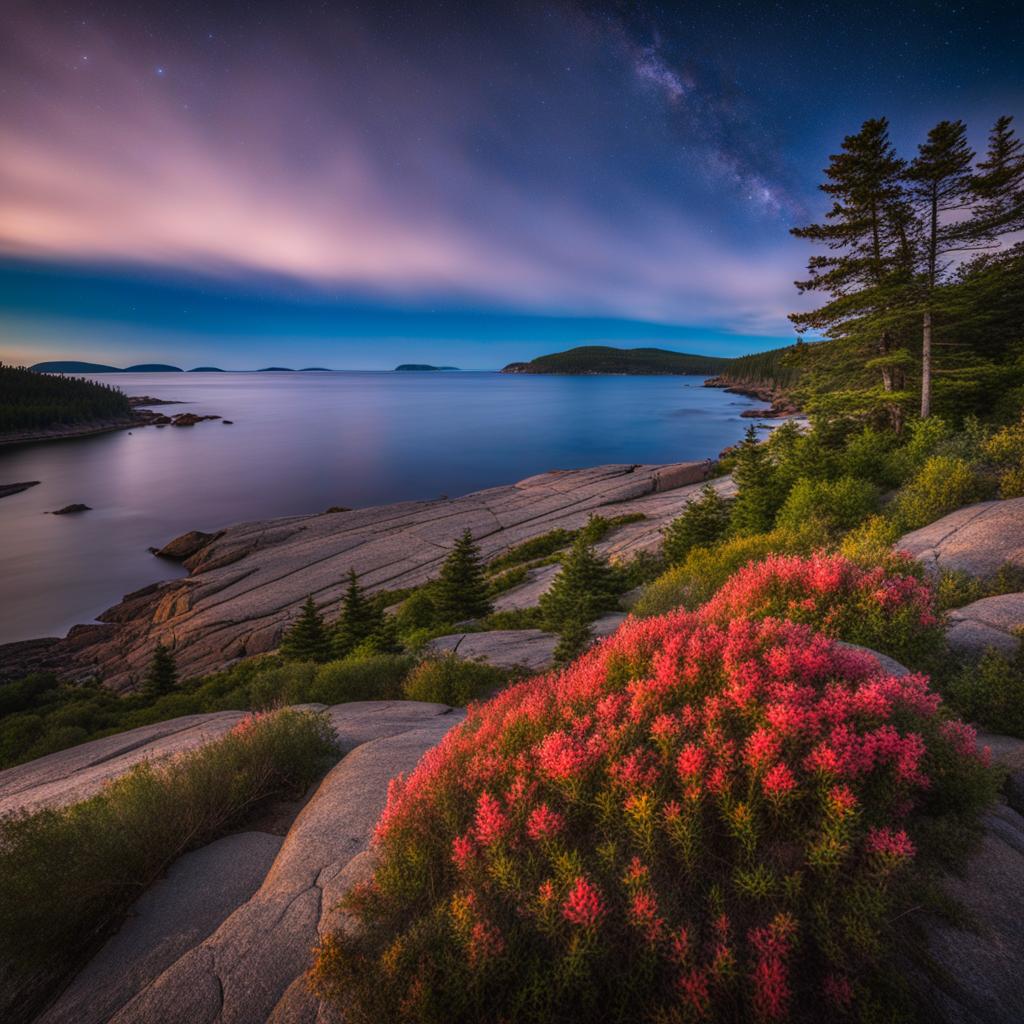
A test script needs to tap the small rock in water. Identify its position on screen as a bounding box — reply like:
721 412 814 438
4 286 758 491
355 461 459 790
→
223 420 234 425
51 503 91 515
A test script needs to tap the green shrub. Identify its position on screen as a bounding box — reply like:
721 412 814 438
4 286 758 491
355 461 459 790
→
309 654 415 703
840 426 901 487
934 564 1024 612
487 529 576 572
488 565 530 595
634 524 826 617
394 588 440 635
945 646 1024 738
890 455 985 533
401 655 509 705
0 709 337 1023
983 415 1024 498
776 475 879 536
661 485 731 565
839 514 902 565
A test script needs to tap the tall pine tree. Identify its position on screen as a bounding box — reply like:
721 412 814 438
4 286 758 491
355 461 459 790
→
790 118 916 430
280 595 332 662
973 116 1024 237
906 120 978 418
434 529 493 624
333 569 387 658
143 641 178 697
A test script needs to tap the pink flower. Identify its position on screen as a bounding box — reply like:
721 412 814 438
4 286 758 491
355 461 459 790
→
823 973 854 1009
525 803 564 841
865 826 915 864
561 876 605 927
676 742 706 779
468 919 505 966
473 791 507 847
629 889 664 944
451 833 475 870
762 762 796 798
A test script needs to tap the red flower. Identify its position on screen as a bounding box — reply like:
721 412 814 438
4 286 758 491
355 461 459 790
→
525 803 564 841
473 791 507 846
561 876 605 927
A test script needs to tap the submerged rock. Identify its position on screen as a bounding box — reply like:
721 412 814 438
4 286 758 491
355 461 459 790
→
51 503 91 515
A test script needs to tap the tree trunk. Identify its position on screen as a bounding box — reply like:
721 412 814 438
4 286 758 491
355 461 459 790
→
878 331 893 392
920 308 932 418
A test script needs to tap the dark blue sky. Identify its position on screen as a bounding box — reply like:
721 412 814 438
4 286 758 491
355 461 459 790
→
1 0 1021 368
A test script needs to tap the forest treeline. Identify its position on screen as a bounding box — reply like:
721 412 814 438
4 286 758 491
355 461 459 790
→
0 364 132 433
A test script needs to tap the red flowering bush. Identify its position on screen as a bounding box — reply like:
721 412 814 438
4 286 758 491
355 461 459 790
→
699 552 944 671
312 611 993 1023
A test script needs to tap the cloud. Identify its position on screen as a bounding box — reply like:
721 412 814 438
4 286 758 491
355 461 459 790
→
0 5 806 335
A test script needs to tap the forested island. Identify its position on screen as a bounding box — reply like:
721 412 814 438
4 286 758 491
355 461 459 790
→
501 345 730 375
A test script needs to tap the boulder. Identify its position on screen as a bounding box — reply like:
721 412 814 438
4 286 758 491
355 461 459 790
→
898 498 1024 578
154 530 222 562
426 629 559 671
36 832 284 1024
912 801 1024 1024
947 594 1024 658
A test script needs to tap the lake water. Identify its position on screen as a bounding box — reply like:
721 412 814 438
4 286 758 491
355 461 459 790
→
0 371 761 644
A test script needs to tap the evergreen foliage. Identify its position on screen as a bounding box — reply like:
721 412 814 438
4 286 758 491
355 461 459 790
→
143 643 178 697
333 570 387 658
279 596 332 663
729 426 785 535
434 530 493 624
662 485 731 565
0 364 132 433
539 534 620 631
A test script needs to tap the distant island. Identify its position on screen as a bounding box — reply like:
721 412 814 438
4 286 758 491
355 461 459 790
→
394 364 459 371
30 361 185 373
258 366 294 372
30 361 122 373
189 366 225 372
500 346 729 376
299 367 332 371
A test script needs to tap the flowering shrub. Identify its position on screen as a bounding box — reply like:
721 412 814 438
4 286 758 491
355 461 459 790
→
311 612 993 1023
698 552 945 671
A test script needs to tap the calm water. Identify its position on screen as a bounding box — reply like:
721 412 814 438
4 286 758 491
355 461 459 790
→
0 371 760 644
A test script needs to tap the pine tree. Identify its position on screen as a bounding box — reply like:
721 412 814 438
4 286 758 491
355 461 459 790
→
662 484 731 565
973 116 1024 237
907 120 978 418
539 534 620 632
280 595 332 662
434 529 493 624
333 570 386 658
790 118 916 430
553 613 592 666
143 642 178 697
729 426 783 536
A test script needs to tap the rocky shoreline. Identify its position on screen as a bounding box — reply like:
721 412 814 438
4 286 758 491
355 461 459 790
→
0 460 719 689
703 374 800 418
0 397 223 447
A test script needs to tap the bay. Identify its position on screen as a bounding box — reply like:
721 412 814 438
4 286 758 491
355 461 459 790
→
0 371 761 644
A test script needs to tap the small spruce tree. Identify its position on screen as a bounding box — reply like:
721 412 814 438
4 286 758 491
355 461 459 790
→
434 529 493 624
662 485 732 565
553 613 593 666
540 533 620 632
333 570 386 658
729 426 784 536
280 595 332 663
143 641 178 697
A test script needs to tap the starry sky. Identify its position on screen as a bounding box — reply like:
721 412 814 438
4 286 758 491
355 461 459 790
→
1 0 1021 369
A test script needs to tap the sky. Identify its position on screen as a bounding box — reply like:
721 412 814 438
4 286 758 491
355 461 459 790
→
1 0 1022 370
